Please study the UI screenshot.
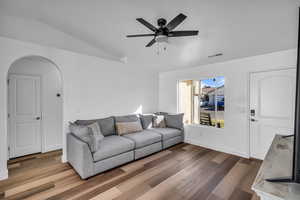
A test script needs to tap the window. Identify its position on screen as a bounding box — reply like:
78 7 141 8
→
178 77 225 128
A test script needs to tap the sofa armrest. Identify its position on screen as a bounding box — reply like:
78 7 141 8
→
67 133 94 179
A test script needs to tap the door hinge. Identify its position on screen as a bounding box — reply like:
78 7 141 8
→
7 79 9 84
8 113 10 118
8 146 10 152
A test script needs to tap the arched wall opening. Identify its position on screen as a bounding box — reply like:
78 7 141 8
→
6 55 63 162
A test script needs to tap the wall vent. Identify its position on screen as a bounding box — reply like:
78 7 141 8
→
208 53 223 58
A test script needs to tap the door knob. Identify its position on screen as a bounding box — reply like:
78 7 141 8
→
250 118 257 122
36 117 41 120
250 109 255 116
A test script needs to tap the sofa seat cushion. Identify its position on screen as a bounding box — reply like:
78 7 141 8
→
123 130 162 148
151 128 182 140
93 136 134 162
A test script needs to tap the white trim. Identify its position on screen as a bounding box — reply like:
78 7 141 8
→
176 80 180 113
249 66 296 75
5 56 65 178
43 144 62 153
185 123 224 131
248 66 296 158
252 189 284 200
185 138 250 158
61 153 67 163
0 169 8 181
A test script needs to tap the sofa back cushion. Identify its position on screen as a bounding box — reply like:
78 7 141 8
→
154 112 168 116
115 114 140 123
116 121 143 135
75 116 116 136
139 114 154 129
165 113 184 130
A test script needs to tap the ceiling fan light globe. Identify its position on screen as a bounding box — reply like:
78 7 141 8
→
156 35 168 43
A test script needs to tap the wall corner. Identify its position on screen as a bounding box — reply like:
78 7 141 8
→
61 153 67 163
0 168 8 181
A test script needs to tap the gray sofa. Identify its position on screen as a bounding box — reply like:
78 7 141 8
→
67 114 184 179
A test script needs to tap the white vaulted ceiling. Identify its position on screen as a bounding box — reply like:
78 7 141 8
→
0 0 299 71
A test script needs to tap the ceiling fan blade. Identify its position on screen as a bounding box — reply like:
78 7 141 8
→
166 13 187 31
168 30 199 37
136 18 157 32
146 38 156 47
127 34 156 38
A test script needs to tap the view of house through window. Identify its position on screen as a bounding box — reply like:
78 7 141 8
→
178 77 225 128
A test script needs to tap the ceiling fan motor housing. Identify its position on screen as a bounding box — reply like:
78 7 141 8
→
157 18 167 27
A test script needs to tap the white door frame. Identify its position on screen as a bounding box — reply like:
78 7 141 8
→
8 74 43 158
6 56 64 160
248 67 296 159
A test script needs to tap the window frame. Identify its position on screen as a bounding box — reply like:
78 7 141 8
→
177 77 225 128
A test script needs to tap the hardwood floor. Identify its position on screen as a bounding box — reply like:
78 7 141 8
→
0 143 262 200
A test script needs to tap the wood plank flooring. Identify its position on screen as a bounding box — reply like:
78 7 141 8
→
0 144 262 200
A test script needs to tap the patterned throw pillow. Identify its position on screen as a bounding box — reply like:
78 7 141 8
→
153 115 167 128
116 120 143 136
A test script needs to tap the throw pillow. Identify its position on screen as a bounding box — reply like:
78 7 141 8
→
75 116 116 136
116 120 143 136
153 115 166 128
69 122 93 151
165 113 184 130
87 122 104 152
69 122 104 152
139 114 154 129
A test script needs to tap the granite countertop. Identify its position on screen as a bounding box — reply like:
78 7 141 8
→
252 135 300 200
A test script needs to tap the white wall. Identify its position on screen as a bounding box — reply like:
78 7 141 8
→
0 36 158 180
8 57 63 153
159 49 297 158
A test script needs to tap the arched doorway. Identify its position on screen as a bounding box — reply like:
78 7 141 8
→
7 56 63 159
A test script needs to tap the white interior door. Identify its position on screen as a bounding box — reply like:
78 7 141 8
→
8 74 42 158
250 68 296 159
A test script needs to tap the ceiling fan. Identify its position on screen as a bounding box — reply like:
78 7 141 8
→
126 13 199 47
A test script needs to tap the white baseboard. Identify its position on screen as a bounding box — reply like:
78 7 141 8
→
43 144 62 153
185 138 249 159
61 153 67 163
0 168 8 181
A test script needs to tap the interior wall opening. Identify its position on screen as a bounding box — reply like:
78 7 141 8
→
7 56 63 161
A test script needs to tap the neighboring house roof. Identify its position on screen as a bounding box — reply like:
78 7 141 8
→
202 85 224 95
201 87 215 94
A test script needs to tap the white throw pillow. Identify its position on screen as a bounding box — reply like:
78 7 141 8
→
153 115 166 128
